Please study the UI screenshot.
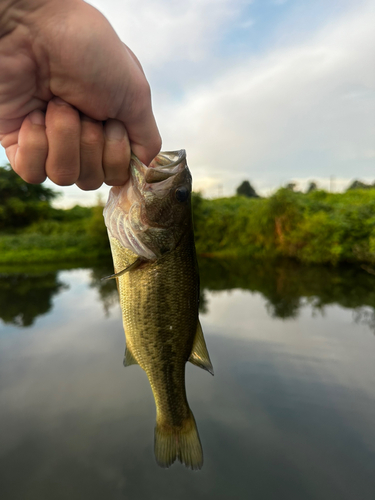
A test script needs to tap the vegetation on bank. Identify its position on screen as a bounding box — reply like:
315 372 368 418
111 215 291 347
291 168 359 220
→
192 188 375 265
0 165 109 263
1 164 375 266
0 204 109 264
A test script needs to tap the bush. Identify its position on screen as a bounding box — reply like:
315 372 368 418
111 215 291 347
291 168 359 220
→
192 188 375 265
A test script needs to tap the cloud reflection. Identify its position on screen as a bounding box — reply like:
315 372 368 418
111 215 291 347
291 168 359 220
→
1 264 375 498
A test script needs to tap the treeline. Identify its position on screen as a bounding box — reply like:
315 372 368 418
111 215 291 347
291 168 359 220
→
192 188 375 265
2 164 375 266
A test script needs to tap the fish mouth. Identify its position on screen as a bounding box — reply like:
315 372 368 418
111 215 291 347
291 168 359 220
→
132 150 187 187
130 150 188 199
149 150 186 171
103 150 189 260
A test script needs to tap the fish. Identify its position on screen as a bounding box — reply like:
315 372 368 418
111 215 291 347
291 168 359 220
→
103 150 213 470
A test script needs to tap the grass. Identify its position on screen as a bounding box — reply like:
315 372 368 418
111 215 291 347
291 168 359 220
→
0 232 110 264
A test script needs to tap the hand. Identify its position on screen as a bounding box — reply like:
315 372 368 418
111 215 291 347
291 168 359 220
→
0 0 161 190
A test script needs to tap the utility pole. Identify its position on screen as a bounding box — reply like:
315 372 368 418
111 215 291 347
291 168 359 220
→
330 175 335 193
329 175 335 193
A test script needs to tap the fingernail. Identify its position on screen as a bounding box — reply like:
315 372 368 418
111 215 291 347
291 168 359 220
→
28 110 45 126
105 120 125 141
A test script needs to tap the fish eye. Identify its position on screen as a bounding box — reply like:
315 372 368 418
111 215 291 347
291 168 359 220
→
175 186 189 203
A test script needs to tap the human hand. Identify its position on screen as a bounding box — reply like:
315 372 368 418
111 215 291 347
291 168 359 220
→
0 0 161 190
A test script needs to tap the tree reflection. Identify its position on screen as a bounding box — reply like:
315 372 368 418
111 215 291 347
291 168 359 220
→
89 264 118 316
89 257 375 331
3 258 375 333
0 269 67 327
198 257 375 332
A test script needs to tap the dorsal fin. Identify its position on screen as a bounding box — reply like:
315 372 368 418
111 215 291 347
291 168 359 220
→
188 320 214 375
123 346 139 367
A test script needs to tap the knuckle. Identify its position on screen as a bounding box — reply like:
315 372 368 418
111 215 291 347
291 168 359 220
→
21 171 47 184
21 134 48 153
49 111 80 136
103 160 129 185
76 179 103 191
81 125 104 149
105 175 129 187
104 144 130 166
81 132 103 149
48 168 79 186
50 177 74 187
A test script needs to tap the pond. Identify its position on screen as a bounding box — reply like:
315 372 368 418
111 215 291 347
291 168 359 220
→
0 258 375 500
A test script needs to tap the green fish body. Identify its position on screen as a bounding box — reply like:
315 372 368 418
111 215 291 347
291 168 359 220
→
103 151 213 469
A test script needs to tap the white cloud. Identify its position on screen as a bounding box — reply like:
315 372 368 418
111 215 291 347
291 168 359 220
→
87 0 246 66
1 0 373 204
154 2 375 196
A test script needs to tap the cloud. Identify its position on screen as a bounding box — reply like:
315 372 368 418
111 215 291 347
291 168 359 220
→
88 0 248 66
1 0 373 203
154 1 375 195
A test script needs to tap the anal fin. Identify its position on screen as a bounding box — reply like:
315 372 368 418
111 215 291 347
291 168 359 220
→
188 319 214 375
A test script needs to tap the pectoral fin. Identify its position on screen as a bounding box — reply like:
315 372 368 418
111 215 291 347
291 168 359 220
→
123 346 139 367
102 258 143 281
188 320 214 375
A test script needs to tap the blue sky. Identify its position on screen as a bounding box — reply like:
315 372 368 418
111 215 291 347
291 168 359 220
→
1 0 374 205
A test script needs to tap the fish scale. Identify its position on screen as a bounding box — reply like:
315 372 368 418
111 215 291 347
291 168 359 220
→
110 230 198 419
104 151 213 469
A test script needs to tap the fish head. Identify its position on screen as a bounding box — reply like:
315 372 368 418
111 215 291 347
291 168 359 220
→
103 150 193 259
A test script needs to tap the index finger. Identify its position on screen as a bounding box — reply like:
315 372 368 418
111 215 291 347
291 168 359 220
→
116 60 161 166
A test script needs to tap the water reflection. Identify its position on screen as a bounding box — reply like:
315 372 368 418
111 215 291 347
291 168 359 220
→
89 265 118 316
0 266 66 327
1 258 375 332
200 258 375 310
199 258 375 331
1 259 375 499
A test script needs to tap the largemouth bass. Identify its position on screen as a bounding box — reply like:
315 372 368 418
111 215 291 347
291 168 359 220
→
103 150 213 470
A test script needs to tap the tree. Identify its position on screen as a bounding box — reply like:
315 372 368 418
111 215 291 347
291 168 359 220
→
285 182 296 191
236 180 259 198
0 164 59 229
306 181 318 193
347 179 374 191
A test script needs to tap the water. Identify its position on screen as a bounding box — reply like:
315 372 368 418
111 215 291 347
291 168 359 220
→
1 258 375 499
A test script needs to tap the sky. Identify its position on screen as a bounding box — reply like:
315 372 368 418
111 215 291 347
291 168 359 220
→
1 0 374 205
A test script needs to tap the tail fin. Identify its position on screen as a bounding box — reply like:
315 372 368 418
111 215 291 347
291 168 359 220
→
154 411 203 470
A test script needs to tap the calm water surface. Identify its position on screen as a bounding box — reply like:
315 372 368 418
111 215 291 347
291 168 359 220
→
0 259 375 499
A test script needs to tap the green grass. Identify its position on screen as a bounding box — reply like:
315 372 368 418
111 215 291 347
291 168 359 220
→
0 232 110 264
